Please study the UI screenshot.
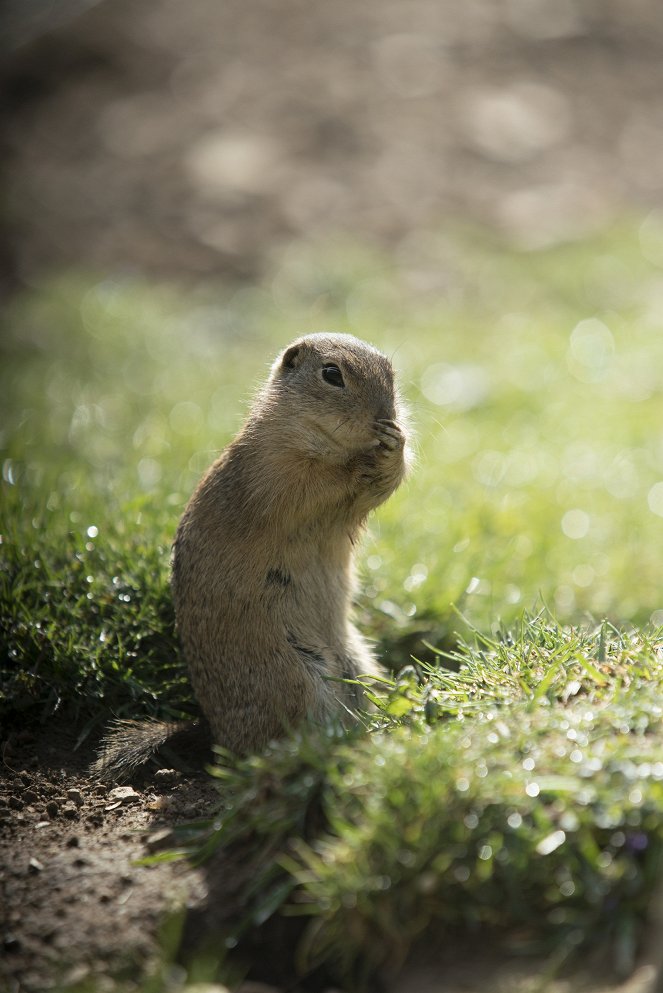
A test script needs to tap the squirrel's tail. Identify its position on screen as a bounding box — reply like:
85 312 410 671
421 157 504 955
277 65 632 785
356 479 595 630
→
92 717 210 781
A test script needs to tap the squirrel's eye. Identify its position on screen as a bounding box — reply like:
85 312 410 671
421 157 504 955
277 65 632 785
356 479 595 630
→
321 364 345 388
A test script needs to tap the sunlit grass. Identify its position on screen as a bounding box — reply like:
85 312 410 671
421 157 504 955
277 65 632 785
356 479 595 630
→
165 617 663 987
2 220 663 986
3 222 663 715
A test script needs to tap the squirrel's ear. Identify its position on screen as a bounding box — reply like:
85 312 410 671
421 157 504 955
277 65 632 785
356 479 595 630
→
281 344 303 370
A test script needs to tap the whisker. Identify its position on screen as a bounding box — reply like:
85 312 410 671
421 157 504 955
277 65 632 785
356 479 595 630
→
332 416 353 436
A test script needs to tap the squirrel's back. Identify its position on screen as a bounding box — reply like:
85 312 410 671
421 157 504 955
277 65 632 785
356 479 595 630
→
172 332 409 754
95 333 409 778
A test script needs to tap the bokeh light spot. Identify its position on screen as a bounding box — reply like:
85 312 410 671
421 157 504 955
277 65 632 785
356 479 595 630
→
420 363 488 410
647 481 663 517
561 509 590 539
567 318 614 383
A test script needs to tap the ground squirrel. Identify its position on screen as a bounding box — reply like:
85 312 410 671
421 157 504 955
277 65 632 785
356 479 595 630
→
95 332 409 777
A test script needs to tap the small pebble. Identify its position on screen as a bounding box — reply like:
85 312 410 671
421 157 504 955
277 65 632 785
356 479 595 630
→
8 797 22 811
154 768 181 785
46 800 59 818
22 790 38 804
108 786 140 804
67 789 84 807
19 771 32 786
28 857 44 873
62 805 79 821
66 835 80 848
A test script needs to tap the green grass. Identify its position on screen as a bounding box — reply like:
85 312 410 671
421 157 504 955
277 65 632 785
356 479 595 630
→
163 616 662 988
2 220 663 987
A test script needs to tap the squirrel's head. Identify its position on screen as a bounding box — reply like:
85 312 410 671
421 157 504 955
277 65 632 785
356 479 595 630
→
261 332 406 459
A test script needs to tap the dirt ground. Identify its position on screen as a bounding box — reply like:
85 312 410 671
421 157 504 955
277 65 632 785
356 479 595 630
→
0 723 216 992
3 1 663 990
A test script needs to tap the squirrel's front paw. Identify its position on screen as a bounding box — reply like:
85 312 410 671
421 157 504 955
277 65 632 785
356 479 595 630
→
374 419 405 453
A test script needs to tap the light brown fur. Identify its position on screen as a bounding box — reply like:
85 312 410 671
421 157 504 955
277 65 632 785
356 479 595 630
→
171 332 409 753
94 332 409 778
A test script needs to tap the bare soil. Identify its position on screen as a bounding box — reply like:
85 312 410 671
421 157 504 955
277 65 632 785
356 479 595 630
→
0 721 215 992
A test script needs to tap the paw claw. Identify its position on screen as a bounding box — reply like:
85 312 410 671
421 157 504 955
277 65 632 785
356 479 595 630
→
374 419 405 452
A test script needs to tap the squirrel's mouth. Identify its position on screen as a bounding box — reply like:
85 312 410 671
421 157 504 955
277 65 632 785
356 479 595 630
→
295 417 364 459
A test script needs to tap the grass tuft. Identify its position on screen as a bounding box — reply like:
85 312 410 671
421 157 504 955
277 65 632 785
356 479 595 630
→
172 618 663 985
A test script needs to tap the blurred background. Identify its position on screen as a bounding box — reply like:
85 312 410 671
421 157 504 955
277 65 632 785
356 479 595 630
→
3 0 663 289
2 0 663 648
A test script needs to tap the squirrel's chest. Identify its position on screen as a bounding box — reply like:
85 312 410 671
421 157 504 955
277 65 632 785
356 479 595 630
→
259 538 353 629
262 551 351 604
